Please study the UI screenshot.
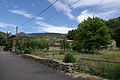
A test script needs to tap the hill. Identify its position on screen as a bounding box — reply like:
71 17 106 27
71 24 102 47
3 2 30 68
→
0 31 6 37
28 33 66 38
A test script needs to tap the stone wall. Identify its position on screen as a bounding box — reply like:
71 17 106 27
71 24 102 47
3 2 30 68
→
23 54 78 73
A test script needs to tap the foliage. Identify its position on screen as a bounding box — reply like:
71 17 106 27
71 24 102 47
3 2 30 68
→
24 48 31 54
0 35 6 46
16 38 51 53
0 31 6 36
38 39 50 50
16 39 24 53
8 42 13 48
67 29 78 40
63 53 76 63
60 38 71 51
28 33 66 38
106 17 120 47
59 51 64 55
75 17 111 53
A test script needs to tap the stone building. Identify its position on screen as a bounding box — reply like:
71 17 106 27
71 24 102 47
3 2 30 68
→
111 39 116 48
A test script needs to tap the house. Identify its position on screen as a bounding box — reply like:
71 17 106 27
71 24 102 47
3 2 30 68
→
111 39 116 48
101 40 117 49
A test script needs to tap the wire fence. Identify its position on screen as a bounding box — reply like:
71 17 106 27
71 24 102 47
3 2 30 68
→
79 58 120 79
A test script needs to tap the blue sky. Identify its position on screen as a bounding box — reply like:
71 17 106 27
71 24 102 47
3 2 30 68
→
0 0 120 34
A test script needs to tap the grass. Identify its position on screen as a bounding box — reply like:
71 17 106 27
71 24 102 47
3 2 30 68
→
32 48 120 80
38 54 64 61
34 49 120 62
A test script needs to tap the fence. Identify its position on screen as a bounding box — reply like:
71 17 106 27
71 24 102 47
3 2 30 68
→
79 58 120 79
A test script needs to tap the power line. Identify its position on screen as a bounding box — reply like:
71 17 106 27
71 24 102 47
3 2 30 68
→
19 0 59 26
42 0 80 22
21 0 80 32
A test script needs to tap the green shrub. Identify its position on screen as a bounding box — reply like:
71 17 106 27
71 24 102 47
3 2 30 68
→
59 51 64 55
8 42 13 48
0 35 6 46
24 48 31 54
63 53 76 63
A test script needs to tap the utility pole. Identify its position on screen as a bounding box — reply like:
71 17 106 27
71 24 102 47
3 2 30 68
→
15 26 18 52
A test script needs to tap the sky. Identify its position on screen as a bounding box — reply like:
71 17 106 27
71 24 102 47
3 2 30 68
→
0 0 120 34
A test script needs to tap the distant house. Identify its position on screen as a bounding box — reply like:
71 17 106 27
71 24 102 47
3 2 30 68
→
43 36 51 40
54 39 73 46
43 36 73 46
111 39 116 48
67 40 73 43
101 39 117 49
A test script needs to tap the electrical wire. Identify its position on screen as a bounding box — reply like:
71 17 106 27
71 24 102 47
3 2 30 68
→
21 0 80 32
42 0 80 22
19 0 59 26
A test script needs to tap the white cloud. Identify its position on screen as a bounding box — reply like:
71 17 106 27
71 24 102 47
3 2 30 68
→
77 9 119 23
99 10 118 19
10 9 43 20
48 0 120 22
35 21 75 34
77 10 97 22
0 22 16 28
48 0 74 19
72 0 120 20
67 0 120 9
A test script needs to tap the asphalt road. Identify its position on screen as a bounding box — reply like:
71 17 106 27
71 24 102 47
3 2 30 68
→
0 49 90 80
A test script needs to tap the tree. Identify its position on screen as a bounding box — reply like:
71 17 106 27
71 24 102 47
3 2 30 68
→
75 17 111 53
39 39 50 50
67 29 78 40
60 38 71 51
106 17 120 47
20 38 51 51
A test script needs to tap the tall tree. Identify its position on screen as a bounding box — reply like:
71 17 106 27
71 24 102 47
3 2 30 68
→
75 17 111 53
106 17 120 47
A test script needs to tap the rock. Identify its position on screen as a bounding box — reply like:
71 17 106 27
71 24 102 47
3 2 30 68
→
23 54 79 73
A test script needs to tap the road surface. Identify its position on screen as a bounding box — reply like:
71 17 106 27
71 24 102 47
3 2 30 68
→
0 49 90 80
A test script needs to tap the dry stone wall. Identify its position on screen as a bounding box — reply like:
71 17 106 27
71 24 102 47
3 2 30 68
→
23 54 79 73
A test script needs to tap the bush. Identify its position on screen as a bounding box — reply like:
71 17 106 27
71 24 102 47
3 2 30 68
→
63 53 76 63
0 35 6 46
59 51 64 55
24 48 31 54
8 42 13 48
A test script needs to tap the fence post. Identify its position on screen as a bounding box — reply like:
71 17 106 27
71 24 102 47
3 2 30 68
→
79 52 82 71
110 62 113 79
98 56 100 75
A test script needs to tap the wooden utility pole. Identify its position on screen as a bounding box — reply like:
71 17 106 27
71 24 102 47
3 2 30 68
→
15 26 18 52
